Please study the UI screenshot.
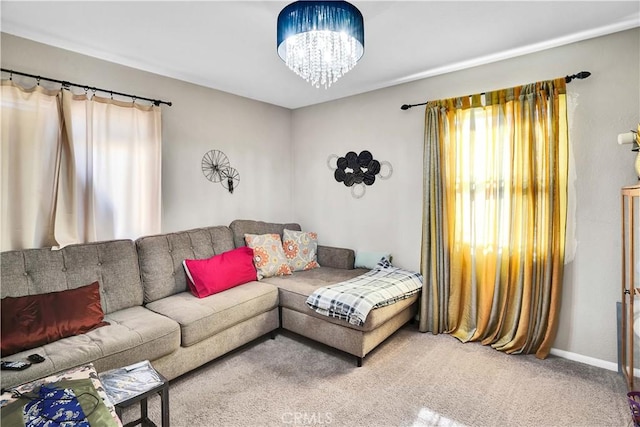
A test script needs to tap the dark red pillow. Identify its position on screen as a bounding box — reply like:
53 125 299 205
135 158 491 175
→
183 247 257 298
1 281 109 356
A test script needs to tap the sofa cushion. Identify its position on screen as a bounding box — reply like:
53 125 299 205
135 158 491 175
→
229 221 356 270
136 226 236 303
316 246 356 270
262 267 418 332
144 282 279 347
0 306 180 389
244 233 292 279
229 220 301 249
183 247 257 298
282 229 320 272
0 240 143 314
1 281 109 356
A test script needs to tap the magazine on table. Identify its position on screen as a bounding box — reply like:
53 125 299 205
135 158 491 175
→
98 361 164 405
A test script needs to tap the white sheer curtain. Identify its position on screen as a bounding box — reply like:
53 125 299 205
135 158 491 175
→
55 91 162 246
1 81 62 250
1 81 162 251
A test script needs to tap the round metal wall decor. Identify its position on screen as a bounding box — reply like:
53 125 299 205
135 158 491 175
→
327 150 392 198
202 150 230 183
201 149 240 193
221 167 240 193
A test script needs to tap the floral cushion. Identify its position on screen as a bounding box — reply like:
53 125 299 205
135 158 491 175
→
282 229 320 272
244 233 292 279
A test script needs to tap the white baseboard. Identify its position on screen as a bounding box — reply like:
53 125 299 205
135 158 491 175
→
551 347 640 379
550 347 619 372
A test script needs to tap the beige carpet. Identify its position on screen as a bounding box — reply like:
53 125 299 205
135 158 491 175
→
120 325 631 427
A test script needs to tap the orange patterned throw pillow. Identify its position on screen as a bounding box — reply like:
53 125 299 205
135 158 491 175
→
283 229 320 272
244 233 293 279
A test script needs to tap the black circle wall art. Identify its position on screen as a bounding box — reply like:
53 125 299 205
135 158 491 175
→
201 149 241 194
328 150 392 199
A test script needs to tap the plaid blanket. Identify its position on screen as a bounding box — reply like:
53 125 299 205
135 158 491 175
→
305 258 423 326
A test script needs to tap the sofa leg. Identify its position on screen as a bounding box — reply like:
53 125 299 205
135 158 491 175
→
356 356 363 367
270 330 277 340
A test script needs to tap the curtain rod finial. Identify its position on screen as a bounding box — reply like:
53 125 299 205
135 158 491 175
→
401 104 411 110
565 71 591 83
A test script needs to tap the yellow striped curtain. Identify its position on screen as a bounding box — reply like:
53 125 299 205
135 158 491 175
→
420 78 568 358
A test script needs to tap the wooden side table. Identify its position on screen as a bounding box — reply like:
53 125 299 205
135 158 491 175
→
621 184 640 391
99 361 169 427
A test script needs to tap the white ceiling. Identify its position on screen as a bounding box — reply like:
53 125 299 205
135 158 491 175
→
1 1 639 109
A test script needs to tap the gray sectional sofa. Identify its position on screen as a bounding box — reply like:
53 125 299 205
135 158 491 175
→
0 220 418 389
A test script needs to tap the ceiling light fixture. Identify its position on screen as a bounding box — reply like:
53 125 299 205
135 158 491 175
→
277 1 364 89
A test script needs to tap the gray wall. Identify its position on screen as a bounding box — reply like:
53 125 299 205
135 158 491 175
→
2 28 639 365
292 28 640 365
0 33 293 234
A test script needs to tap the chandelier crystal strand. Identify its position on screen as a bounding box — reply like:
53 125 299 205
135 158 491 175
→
277 1 364 89
283 31 358 88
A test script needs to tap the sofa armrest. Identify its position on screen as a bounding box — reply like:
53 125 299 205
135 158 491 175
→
317 245 355 270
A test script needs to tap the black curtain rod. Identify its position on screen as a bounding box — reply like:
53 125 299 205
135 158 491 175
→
1 68 172 107
400 71 591 111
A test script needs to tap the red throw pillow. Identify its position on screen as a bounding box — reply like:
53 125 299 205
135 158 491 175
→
1 281 109 356
183 246 258 298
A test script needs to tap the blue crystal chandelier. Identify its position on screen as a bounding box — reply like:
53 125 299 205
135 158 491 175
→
277 1 364 89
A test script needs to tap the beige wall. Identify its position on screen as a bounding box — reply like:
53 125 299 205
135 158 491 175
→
292 28 640 364
0 33 294 234
2 28 640 365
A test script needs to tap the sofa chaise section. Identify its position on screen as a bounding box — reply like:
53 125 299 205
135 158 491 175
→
263 267 418 366
135 226 280 380
0 240 180 389
229 219 418 366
